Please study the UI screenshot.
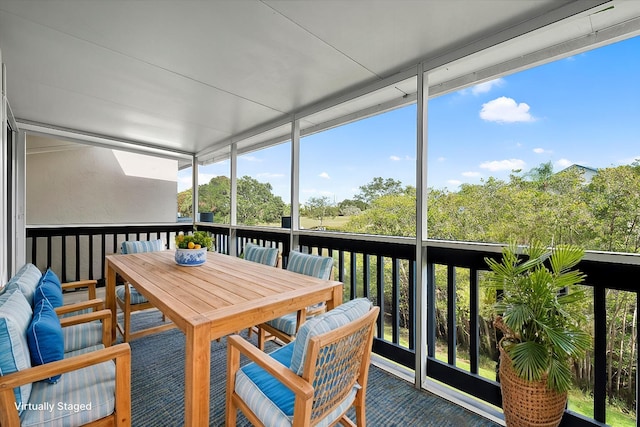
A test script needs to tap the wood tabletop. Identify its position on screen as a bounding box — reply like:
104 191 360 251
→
106 250 343 339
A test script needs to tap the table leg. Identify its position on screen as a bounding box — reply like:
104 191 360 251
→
106 261 117 344
328 284 343 310
184 324 211 426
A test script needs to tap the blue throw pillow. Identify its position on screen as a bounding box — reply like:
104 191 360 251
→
33 270 63 308
27 298 64 383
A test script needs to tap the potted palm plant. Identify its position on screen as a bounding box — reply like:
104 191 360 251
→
484 242 591 427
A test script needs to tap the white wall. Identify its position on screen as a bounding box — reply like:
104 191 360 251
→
26 136 177 224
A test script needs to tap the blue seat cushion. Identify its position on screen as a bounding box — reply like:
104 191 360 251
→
290 298 372 375
0 288 33 413
266 312 298 336
244 243 279 267
115 284 149 305
6 263 42 306
27 298 64 383
239 343 295 416
33 270 64 309
286 251 333 280
235 342 358 427
20 355 116 427
121 239 164 254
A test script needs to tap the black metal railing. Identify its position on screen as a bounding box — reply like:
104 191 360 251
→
24 224 639 426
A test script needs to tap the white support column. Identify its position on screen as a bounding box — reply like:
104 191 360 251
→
13 129 26 271
0 59 6 284
191 155 198 228
290 119 300 253
229 143 238 256
415 62 429 389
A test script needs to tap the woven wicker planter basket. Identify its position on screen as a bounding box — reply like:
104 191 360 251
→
499 343 567 427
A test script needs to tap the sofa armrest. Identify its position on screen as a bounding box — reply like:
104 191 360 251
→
59 309 112 347
62 279 97 300
0 343 131 427
56 298 105 316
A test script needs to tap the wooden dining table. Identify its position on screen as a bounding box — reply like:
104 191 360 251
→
105 250 343 426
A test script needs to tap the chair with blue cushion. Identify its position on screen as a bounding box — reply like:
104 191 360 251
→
242 242 281 268
115 239 174 342
256 250 334 350
226 298 379 427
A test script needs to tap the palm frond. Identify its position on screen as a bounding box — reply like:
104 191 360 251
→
508 341 548 383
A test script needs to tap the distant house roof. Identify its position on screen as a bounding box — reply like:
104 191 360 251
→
557 164 598 183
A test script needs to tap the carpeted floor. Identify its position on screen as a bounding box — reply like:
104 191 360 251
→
123 310 500 427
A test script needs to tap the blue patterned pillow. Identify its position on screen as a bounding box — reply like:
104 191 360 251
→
243 243 279 267
33 269 64 308
286 251 333 280
0 287 33 412
6 263 42 306
27 298 64 383
289 298 372 375
121 239 164 254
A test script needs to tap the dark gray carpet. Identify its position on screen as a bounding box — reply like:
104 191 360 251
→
122 311 499 426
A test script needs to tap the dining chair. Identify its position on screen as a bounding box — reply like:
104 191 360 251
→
226 298 379 427
242 242 281 268
256 250 334 350
115 239 174 342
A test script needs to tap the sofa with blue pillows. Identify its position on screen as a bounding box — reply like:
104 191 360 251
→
0 264 131 427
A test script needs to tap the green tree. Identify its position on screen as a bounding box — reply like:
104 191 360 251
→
345 189 416 237
586 165 640 252
177 188 193 218
304 196 335 227
354 177 404 206
198 176 230 222
237 176 285 225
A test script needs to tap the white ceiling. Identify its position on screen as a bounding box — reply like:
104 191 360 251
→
1 0 638 161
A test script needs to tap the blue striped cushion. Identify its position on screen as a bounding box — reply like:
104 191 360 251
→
244 243 279 267
21 357 116 427
115 284 149 305
63 321 103 354
286 251 333 280
265 312 298 336
290 298 372 376
0 288 33 413
121 239 164 254
7 263 43 307
236 343 358 427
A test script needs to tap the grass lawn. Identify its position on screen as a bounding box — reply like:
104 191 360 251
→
300 215 351 229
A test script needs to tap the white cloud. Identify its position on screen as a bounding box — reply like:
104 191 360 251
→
319 172 330 179
533 148 546 154
447 179 462 186
480 159 526 172
437 157 446 162
390 155 401 161
462 171 481 177
471 78 505 95
480 96 535 123
620 155 640 165
556 158 573 168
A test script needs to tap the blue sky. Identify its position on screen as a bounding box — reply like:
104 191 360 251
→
181 35 640 204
